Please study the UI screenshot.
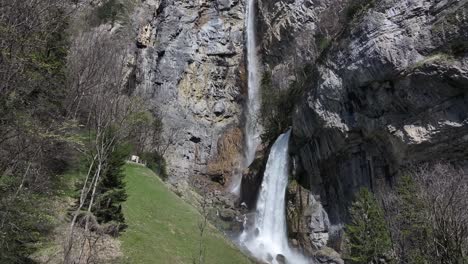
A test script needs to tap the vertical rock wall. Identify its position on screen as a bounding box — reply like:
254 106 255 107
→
257 0 347 90
131 0 468 259
292 0 468 224
133 0 246 186
258 0 468 255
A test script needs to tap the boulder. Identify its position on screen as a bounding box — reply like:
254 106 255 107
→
314 247 344 264
218 208 236 221
275 254 286 264
217 0 232 11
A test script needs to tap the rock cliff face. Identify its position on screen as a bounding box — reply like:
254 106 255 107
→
133 0 246 186
133 0 468 259
258 0 468 252
257 0 346 90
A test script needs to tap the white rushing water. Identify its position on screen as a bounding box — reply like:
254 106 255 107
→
230 1 311 262
240 130 309 264
230 0 262 195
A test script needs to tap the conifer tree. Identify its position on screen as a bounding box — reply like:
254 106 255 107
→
93 143 131 233
396 175 431 263
346 188 392 264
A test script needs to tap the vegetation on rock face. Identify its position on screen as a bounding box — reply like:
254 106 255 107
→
259 71 291 145
315 34 332 53
345 188 392 264
96 0 125 25
87 0 136 28
346 0 376 21
259 65 312 145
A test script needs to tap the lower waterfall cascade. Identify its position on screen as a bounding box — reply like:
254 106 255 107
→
239 130 310 264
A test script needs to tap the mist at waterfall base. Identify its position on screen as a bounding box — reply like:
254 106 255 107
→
229 0 261 195
239 131 310 264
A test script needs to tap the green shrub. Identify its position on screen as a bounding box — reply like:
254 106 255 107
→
97 0 124 25
315 34 331 52
141 151 168 180
88 0 135 27
395 175 432 263
71 134 132 236
346 0 375 21
0 179 56 263
449 40 468 56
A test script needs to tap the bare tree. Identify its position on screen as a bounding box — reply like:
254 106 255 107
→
0 0 70 94
193 193 209 264
385 163 468 263
0 0 75 261
412 163 468 263
63 28 143 263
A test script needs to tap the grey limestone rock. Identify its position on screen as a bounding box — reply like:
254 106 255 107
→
131 0 468 260
133 0 247 186
293 0 468 225
257 0 468 255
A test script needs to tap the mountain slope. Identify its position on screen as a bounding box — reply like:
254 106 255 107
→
120 163 252 264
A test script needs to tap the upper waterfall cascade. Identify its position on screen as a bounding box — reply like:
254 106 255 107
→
230 0 262 194
231 1 310 262
240 130 309 264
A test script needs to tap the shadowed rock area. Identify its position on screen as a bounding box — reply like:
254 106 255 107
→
255 0 468 256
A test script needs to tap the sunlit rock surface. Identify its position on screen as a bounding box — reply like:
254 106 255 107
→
132 0 468 261
133 0 246 186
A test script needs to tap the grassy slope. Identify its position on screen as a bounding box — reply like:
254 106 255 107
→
120 163 252 264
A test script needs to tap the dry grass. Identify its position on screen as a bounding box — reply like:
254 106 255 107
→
32 207 123 264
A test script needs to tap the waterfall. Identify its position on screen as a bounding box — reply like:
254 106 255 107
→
243 0 262 165
230 0 262 194
229 1 310 262
240 130 309 264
